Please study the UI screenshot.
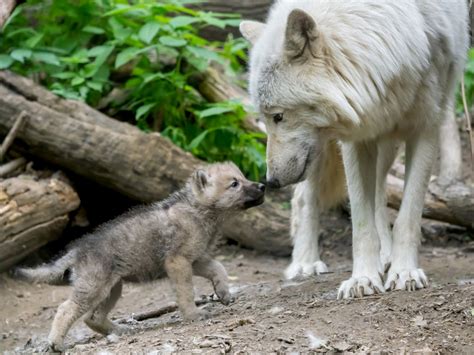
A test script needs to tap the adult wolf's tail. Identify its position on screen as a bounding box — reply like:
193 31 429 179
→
13 250 76 284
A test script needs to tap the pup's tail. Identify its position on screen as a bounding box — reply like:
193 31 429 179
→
12 250 76 284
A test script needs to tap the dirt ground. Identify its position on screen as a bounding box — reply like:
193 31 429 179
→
1 209 472 354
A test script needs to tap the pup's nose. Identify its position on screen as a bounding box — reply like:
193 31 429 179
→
267 178 280 189
257 183 266 192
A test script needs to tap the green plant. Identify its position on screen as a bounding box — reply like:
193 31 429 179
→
0 0 266 180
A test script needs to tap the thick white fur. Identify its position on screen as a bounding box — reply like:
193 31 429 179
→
241 0 468 298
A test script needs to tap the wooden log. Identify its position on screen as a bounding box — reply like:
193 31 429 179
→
0 172 80 271
0 0 16 28
0 71 292 256
386 174 474 229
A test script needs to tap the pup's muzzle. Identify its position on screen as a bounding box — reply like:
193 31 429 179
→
243 183 266 209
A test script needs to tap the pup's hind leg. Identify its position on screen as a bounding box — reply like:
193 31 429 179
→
48 275 118 350
48 299 84 351
84 281 124 335
165 255 206 321
193 257 231 305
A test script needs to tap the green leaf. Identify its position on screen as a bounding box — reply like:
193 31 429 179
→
138 22 161 44
115 47 140 68
169 16 198 28
1 6 22 32
199 106 234 118
71 77 85 86
86 81 103 91
159 36 187 47
32 52 61 65
10 49 32 63
82 25 105 34
188 130 209 150
0 55 14 69
52 72 76 79
136 103 155 120
25 33 44 48
85 45 114 77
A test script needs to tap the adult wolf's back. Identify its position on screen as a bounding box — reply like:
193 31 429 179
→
240 0 468 298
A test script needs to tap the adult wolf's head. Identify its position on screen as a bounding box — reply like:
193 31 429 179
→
240 7 360 188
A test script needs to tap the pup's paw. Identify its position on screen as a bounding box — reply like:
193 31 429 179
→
183 309 210 322
284 260 328 279
337 275 384 299
385 268 428 291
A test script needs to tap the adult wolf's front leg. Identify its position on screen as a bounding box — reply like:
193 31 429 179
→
385 128 437 291
338 142 384 299
285 179 328 279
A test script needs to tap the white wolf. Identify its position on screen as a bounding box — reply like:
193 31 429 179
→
240 0 468 298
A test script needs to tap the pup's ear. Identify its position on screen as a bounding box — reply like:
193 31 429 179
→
192 169 208 191
240 20 265 45
284 9 319 62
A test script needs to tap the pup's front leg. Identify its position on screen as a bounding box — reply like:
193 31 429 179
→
338 142 384 299
165 255 208 321
193 257 231 305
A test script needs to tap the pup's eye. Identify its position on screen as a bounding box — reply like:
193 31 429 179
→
273 113 283 124
230 180 239 188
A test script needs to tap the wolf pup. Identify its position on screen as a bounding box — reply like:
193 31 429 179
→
15 162 265 351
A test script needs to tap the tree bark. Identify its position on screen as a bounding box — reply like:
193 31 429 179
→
0 0 16 29
0 172 80 271
0 71 292 256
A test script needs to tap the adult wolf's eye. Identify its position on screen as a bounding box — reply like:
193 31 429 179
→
273 113 283 124
230 180 239 188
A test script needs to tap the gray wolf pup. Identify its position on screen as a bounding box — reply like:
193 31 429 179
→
240 0 468 298
15 162 265 350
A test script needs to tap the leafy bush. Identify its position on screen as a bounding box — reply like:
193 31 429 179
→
0 0 266 180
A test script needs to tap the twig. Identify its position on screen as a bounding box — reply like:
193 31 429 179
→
0 157 27 178
461 74 474 168
119 296 216 323
0 111 27 162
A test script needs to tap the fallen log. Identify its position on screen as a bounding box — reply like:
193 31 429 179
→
0 171 80 271
386 174 474 229
0 71 292 256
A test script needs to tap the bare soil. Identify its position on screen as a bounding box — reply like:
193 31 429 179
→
1 210 473 354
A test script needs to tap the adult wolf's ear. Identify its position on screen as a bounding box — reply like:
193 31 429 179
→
192 169 208 191
284 9 319 62
239 20 265 45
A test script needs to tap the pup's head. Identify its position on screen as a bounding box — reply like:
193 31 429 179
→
240 8 358 188
190 162 265 210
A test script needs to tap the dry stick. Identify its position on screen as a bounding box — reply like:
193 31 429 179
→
0 157 27 178
461 74 474 168
0 111 27 162
120 297 216 323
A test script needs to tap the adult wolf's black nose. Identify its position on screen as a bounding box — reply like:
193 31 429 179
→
257 183 266 192
267 178 280 189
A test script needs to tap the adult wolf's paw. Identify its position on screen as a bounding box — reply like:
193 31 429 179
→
337 275 385 299
285 260 328 279
385 268 428 291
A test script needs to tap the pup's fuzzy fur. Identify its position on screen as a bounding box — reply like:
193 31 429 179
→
15 162 265 351
240 0 468 298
